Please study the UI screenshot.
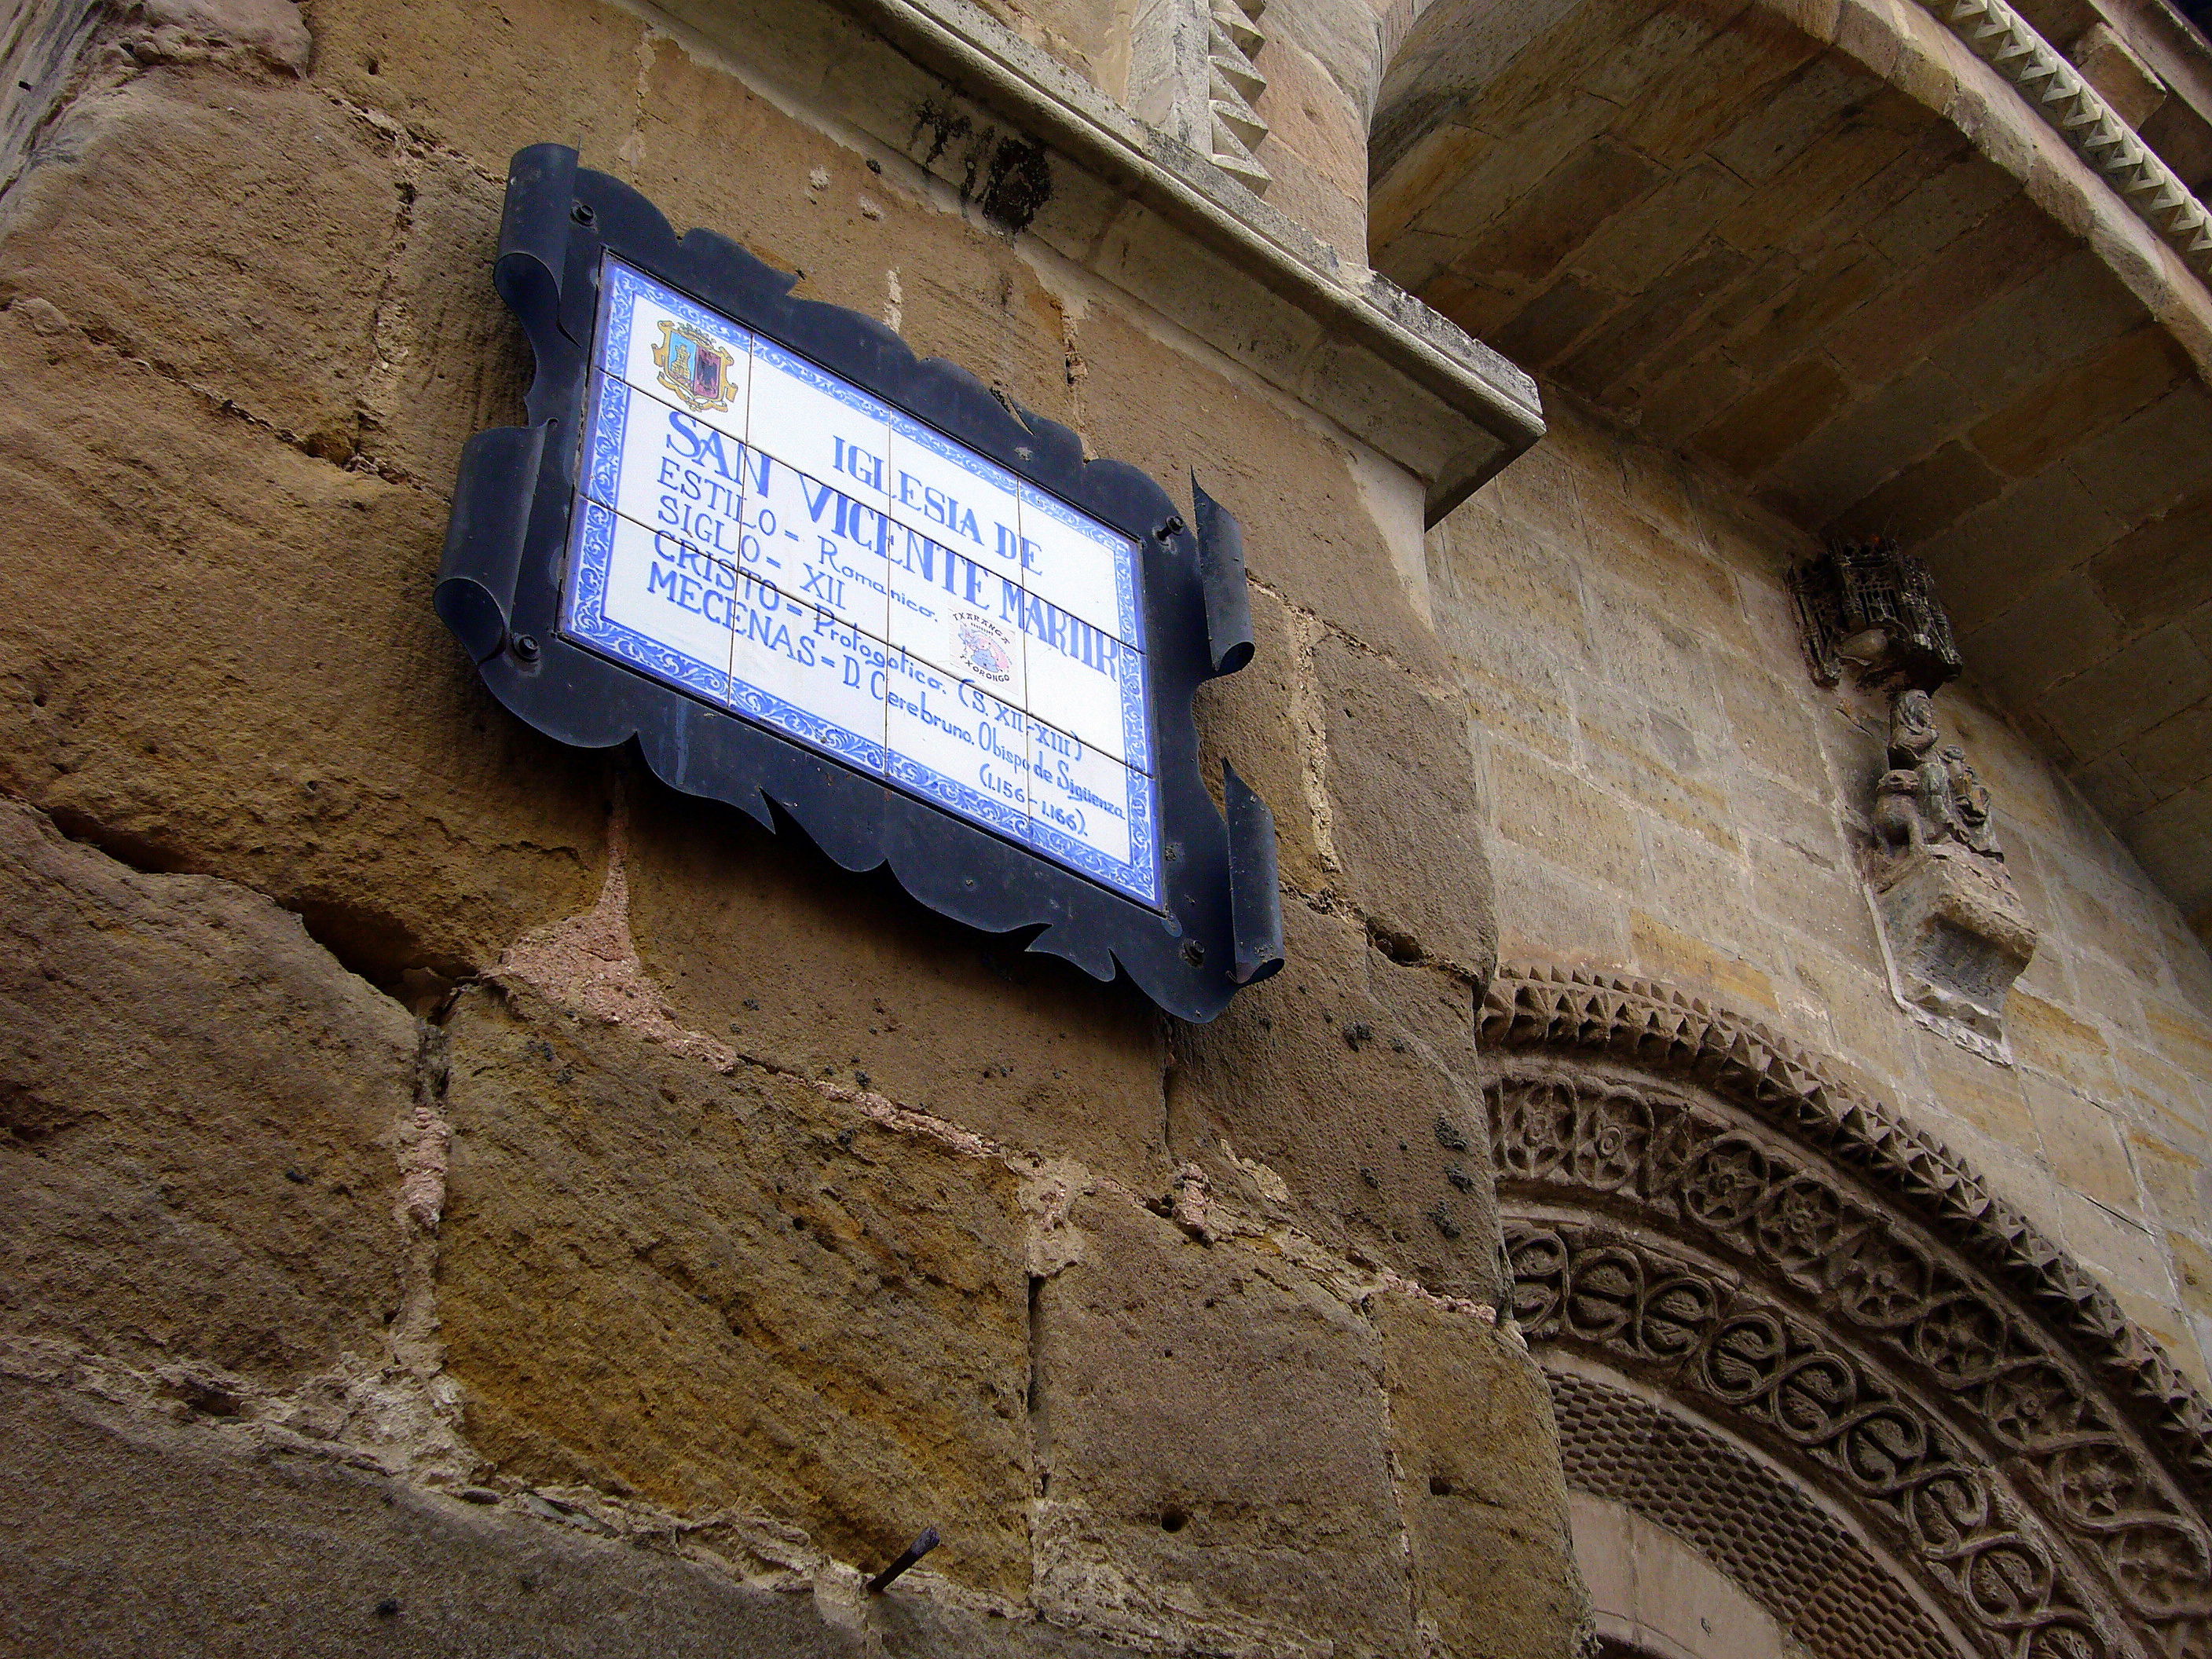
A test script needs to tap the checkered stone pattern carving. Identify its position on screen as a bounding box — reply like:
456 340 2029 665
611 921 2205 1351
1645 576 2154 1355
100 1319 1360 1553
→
1550 1367 1961 1659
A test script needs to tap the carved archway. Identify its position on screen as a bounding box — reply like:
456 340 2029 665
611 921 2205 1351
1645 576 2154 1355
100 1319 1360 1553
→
1481 966 2212 1659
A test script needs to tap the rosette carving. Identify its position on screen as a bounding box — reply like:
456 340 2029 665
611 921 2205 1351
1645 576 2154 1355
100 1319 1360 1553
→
1485 964 2212 1659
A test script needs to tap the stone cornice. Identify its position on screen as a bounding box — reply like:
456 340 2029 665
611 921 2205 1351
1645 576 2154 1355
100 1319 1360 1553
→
792 0 1547 522
1479 963 2212 1496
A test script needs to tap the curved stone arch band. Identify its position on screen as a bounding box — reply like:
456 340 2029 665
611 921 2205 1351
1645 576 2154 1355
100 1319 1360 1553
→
1481 965 2212 1659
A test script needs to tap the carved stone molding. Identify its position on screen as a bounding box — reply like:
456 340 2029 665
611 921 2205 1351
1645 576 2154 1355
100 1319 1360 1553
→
1551 1364 1967 1659
1482 965 2212 1659
1930 0 2212 275
1206 0 1270 191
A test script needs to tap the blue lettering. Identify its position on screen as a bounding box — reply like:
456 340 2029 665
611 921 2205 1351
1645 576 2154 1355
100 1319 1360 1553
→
979 761 1024 804
892 524 942 584
664 409 708 462
833 436 885 492
1053 761 1126 821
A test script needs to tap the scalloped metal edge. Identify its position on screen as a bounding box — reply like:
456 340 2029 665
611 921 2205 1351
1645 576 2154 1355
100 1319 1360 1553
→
437 145 1283 1021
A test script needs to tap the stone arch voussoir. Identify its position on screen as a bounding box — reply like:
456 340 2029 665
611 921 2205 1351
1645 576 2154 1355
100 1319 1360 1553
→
1482 964 2212 1659
1371 0 2212 383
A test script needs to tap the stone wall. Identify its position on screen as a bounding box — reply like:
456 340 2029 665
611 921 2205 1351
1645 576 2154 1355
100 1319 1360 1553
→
1435 386 2212 1392
0 0 1581 1652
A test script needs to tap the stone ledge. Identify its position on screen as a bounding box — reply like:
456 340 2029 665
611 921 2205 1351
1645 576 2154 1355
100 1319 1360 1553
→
796 0 1547 520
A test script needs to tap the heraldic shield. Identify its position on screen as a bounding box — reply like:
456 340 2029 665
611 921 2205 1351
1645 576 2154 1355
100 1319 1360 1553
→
651 318 735 412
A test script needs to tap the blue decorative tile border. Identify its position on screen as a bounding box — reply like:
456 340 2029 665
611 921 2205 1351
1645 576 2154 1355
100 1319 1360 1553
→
440 148 1280 1018
567 256 1162 906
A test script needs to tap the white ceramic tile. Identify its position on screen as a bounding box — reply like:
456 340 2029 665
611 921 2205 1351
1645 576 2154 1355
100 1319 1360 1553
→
887 412 1024 580
745 335 892 510
561 500 738 709
884 526 1029 709
1015 482 1144 648
883 645 1031 845
740 451 892 643
580 374 753 567
1025 718 1159 905
1015 591 1151 771
726 574 888 776
599 259 751 450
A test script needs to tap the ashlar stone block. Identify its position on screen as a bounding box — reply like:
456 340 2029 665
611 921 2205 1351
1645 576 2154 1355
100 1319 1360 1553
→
0 1377 867 1659
0 797 416 1383
2024 1076 2140 1218
356 156 535 487
1315 629 1496 975
1379 1295 1586 1659
1489 740 1646 898
1193 581 1328 893
0 67 399 456
1169 899 1500 1301
1031 1194 1417 1657
0 303 610 983
437 984 1036 1597
309 0 647 178
623 791 1172 1193
1074 303 1451 677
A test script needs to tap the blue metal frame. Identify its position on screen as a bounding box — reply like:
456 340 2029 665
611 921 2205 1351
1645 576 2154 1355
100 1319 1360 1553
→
437 147 1282 1020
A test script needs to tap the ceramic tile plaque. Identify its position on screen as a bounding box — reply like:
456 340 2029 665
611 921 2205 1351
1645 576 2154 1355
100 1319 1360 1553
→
438 148 1282 1020
566 259 1161 906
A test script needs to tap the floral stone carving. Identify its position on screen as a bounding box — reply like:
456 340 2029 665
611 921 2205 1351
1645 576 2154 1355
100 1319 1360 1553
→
1482 965 2212 1659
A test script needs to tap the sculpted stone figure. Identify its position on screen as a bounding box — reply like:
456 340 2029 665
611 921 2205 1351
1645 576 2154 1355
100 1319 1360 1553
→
1887 687 1939 767
1881 690 2008 861
1870 769 1928 856
1943 744 2001 859
1886 688 1958 849
1866 686 2031 1047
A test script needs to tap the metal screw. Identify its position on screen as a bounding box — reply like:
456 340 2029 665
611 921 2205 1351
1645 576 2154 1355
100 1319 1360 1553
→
1181 939 1206 967
571 201 595 225
866 1527 940 1592
1156 515 1186 541
512 633 540 662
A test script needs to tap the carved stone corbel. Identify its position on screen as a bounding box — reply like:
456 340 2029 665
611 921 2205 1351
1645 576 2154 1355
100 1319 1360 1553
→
1790 540 2037 1057
1867 689 2038 1053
